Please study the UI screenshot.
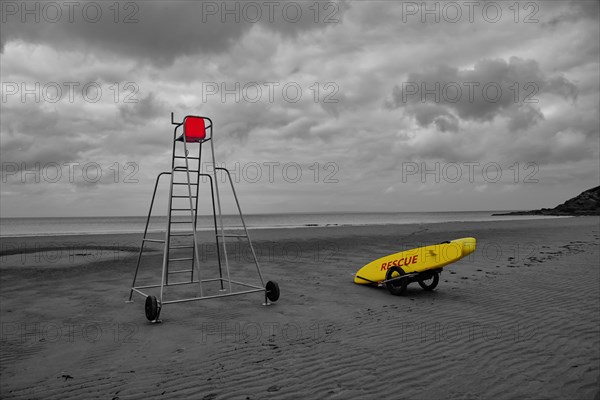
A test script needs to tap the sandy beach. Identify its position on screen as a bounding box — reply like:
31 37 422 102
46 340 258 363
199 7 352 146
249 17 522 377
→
1 216 599 399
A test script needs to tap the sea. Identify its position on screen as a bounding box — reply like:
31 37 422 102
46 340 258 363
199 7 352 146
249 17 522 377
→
0 212 564 237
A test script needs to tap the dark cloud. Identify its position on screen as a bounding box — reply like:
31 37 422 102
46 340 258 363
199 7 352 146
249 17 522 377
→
387 57 578 129
0 104 77 167
434 114 459 133
396 103 455 129
0 1 345 65
506 105 544 132
118 92 166 124
545 0 600 27
546 76 578 100
1 2 248 64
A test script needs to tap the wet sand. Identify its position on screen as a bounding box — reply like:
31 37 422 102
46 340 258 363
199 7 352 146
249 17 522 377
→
1 217 599 399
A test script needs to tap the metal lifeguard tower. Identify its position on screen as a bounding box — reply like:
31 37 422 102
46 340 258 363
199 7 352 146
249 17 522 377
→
128 113 280 322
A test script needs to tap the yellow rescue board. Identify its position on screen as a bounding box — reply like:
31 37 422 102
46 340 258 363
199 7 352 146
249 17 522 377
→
354 237 476 284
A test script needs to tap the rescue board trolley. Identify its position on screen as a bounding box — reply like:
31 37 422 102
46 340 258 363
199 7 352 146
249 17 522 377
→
353 238 477 295
128 113 280 322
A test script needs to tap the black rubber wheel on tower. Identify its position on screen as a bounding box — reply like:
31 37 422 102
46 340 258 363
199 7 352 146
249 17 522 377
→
418 272 440 291
145 295 159 321
266 281 280 302
385 266 408 296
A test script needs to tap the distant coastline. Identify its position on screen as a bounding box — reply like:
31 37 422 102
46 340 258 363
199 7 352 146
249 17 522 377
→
493 186 600 216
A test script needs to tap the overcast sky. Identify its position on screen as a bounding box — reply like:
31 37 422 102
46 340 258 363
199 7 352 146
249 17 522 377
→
1 0 598 217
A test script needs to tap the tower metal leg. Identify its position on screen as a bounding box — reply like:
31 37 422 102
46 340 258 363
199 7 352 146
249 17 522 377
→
128 172 170 302
210 137 232 293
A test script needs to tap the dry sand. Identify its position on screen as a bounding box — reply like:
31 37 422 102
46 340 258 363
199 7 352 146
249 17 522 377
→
1 217 599 399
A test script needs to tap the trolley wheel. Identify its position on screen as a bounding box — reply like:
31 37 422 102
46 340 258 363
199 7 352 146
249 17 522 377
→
145 295 160 321
266 281 280 302
418 272 440 291
385 266 408 296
